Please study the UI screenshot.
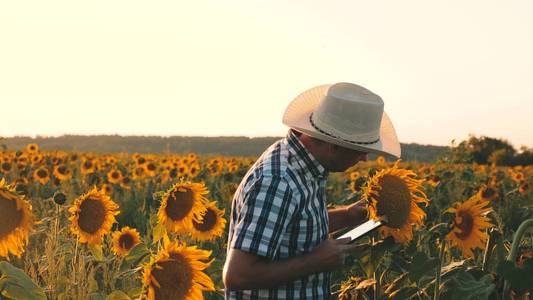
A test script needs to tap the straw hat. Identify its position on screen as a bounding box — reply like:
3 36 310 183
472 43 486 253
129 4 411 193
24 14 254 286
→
282 82 401 158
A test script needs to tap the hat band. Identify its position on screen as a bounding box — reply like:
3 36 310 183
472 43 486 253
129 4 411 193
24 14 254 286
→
309 113 380 145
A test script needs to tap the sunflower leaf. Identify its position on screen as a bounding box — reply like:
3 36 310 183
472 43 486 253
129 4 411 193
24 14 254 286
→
106 290 131 300
0 261 46 300
408 251 439 282
88 243 104 261
441 271 495 300
152 222 167 244
497 259 533 293
120 243 150 272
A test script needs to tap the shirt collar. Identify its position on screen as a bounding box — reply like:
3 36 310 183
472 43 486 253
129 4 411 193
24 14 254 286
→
286 129 328 179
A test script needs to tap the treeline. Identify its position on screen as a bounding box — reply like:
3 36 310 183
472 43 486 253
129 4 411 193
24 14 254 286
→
441 135 533 166
1 135 448 162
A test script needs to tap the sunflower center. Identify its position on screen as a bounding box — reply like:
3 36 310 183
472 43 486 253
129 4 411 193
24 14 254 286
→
78 197 106 234
37 169 48 178
193 208 217 232
454 210 474 240
0 192 23 239
152 252 194 299
375 174 411 228
165 189 194 221
118 233 135 250
1 162 11 172
58 166 67 174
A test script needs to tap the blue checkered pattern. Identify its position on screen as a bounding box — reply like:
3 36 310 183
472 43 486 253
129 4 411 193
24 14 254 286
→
226 129 331 299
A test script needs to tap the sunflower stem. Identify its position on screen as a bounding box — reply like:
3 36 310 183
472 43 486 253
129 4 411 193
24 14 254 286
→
373 237 381 300
482 228 498 271
433 238 446 300
503 218 533 300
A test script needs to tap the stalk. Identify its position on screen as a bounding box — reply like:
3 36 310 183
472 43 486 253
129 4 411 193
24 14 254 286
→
433 239 446 300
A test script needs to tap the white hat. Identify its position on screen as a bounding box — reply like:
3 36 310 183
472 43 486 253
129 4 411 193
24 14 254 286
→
282 82 401 159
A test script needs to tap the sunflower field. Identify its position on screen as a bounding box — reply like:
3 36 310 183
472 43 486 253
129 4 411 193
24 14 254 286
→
0 144 532 300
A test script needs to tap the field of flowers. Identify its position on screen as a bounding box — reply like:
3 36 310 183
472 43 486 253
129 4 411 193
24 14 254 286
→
0 144 532 300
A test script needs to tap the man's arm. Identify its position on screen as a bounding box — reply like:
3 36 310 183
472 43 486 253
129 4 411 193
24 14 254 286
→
328 200 368 233
223 237 361 290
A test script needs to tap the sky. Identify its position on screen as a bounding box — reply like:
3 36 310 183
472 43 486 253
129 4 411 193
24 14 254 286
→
1 1 532 148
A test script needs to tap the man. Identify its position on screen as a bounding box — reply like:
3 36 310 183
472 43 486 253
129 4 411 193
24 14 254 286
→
223 82 401 299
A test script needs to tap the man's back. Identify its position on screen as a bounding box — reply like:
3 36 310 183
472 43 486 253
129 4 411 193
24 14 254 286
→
225 130 332 299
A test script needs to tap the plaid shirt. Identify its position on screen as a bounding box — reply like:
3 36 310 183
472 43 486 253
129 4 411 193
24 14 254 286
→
226 129 331 299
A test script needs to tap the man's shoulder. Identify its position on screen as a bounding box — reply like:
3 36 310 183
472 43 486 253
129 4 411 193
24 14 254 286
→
241 138 300 190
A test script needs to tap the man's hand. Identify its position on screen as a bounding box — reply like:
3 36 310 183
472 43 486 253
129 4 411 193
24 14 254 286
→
346 200 368 227
310 237 363 272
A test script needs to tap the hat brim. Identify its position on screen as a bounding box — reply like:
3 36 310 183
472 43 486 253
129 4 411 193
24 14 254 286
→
282 84 401 159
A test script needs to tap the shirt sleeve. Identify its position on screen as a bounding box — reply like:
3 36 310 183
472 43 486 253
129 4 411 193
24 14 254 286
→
229 175 298 259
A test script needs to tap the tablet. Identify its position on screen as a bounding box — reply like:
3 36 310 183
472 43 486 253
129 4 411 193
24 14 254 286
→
336 219 384 243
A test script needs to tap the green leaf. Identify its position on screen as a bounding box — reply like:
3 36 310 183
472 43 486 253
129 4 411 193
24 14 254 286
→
120 243 150 272
407 251 439 282
106 290 131 300
0 261 46 300
497 259 533 293
441 270 495 300
359 237 398 277
152 222 167 244
88 243 104 261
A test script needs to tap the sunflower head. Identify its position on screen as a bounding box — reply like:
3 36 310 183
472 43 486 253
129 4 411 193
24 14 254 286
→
361 161 429 243
68 187 120 245
478 185 499 202
0 179 34 258
191 201 226 241
33 167 50 185
157 181 209 233
143 240 215 300
26 143 39 154
112 226 141 256
446 194 493 258
107 169 123 184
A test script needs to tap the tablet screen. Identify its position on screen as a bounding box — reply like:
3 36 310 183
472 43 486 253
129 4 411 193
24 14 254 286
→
336 219 383 243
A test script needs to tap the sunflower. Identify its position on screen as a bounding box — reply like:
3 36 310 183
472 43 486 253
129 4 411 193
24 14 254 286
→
112 226 141 256
144 162 158 177
0 179 33 258
227 163 239 174
68 187 120 245
512 172 524 182
136 155 147 166
33 167 51 185
158 181 209 234
191 201 226 241
107 169 123 184
132 166 146 180
120 176 132 190
478 185 499 202
446 195 493 258
81 159 96 175
188 162 201 178
427 175 440 187
361 161 429 243
177 164 189 178
26 143 39 154
143 240 215 300
1 160 12 174
100 183 113 195
53 164 72 181
519 181 529 195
